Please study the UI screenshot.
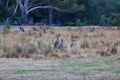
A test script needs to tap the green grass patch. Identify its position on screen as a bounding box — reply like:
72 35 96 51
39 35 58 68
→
60 62 101 68
92 68 111 72
47 67 61 72
92 67 120 74
68 70 90 75
112 68 120 74
77 62 100 67
105 59 114 65
14 67 61 74
14 70 39 74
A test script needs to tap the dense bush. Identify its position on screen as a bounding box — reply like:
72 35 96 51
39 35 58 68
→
100 15 111 26
111 13 120 26
76 19 86 26
63 22 75 26
0 0 120 26
0 3 9 21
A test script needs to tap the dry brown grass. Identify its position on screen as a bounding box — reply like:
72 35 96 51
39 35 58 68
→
0 26 120 58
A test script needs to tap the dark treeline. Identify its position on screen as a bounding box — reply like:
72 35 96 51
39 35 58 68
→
0 0 120 26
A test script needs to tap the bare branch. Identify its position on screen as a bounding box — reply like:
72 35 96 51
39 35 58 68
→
18 0 25 12
13 0 19 16
27 6 71 14
28 3 44 9
24 0 29 11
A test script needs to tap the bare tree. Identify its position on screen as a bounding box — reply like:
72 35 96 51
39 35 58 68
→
14 0 67 25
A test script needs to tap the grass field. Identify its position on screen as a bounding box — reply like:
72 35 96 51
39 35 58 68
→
0 26 119 80
0 26 119 58
0 57 120 80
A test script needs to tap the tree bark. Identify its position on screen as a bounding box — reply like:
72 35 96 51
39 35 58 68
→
18 0 28 25
21 10 28 25
6 0 10 8
24 0 29 12
49 8 53 25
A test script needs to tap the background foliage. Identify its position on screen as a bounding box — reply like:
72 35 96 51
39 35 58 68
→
0 0 120 26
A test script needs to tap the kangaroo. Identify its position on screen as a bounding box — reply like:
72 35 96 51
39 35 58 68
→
58 39 64 50
19 26 25 32
54 35 60 48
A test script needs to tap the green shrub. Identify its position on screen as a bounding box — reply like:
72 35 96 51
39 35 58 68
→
64 22 75 26
76 19 86 26
1 22 11 33
37 40 44 54
47 41 54 51
1 22 11 55
37 40 42 49
111 13 120 26
100 15 107 26
0 3 9 20
27 44 36 54
100 15 111 26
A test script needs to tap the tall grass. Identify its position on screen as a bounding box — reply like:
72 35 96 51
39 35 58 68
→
37 40 44 54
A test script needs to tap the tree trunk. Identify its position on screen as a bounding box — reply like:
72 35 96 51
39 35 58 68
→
49 8 53 25
18 0 28 25
13 0 18 16
58 13 61 26
21 9 28 25
6 0 10 8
